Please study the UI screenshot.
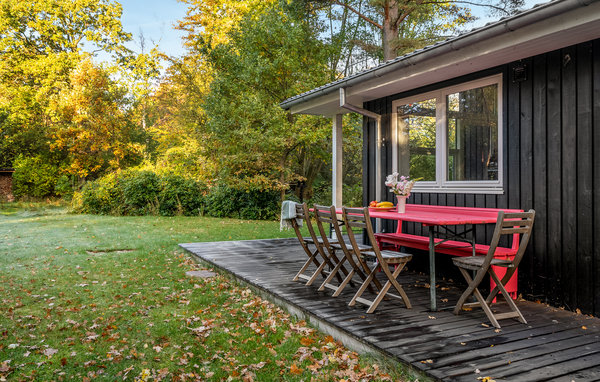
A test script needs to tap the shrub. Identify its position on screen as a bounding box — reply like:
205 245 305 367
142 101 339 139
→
120 170 161 215
54 174 76 200
159 174 206 216
72 170 206 216
12 155 60 198
205 184 278 220
73 172 122 215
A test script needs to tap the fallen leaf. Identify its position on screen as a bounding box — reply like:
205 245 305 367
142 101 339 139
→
290 364 302 375
43 348 58 357
249 362 266 370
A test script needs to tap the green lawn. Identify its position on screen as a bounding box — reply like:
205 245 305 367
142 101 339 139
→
0 203 413 381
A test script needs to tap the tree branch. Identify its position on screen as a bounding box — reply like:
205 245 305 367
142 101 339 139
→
422 0 511 15
331 0 383 30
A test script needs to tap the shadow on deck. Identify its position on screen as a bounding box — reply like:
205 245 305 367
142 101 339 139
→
180 238 600 382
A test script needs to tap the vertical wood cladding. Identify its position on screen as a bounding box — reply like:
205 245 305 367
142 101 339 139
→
363 38 600 316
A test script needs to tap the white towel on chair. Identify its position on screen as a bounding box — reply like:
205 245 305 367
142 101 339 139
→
280 200 302 231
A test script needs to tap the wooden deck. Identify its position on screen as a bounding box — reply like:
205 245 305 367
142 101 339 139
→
180 238 600 381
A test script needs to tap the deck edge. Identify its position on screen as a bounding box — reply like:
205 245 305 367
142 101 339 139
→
179 241 435 382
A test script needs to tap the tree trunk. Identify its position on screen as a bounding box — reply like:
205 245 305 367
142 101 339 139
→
382 1 399 61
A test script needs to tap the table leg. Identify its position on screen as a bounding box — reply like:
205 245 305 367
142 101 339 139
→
429 227 436 311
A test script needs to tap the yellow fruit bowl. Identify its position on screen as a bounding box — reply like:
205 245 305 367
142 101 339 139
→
368 206 395 212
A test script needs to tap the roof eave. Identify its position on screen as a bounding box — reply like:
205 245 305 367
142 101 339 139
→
281 0 600 116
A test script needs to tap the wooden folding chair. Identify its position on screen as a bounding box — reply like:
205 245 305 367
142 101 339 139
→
453 210 536 328
309 204 351 291
290 203 339 286
343 207 412 313
312 204 373 295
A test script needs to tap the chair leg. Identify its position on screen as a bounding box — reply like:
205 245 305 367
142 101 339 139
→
332 269 355 297
293 248 321 282
485 284 501 305
366 262 411 313
387 262 411 309
472 284 501 328
357 257 383 290
453 268 478 315
318 256 347 291
326 250 353 284
349 266 378 307
488 269 527 324
306 256 328 286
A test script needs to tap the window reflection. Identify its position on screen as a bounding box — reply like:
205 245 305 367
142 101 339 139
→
447 84 498 181
397 99 436 181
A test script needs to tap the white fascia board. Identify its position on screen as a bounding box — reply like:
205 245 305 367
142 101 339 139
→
287 91 350 117
289 2 600 116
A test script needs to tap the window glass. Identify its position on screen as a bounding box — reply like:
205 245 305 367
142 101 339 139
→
447 84 498 181
397 98 436 181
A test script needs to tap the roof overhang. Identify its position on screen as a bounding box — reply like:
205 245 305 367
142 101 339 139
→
281 0 600 117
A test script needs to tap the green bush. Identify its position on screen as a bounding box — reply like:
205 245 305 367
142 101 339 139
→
120 170 161 215
72 170 206 216
54 174 76 200
159 174 206 216
204 184 279 220
74 172 123 215
73 170 276 219
12 155 60 198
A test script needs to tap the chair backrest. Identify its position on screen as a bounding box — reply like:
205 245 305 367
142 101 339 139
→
342 206 384 264
314 204 365 267
485 209 536 275
312 204 336 250
291 203 320 246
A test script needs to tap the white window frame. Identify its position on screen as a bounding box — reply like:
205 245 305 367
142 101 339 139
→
391 74 504 194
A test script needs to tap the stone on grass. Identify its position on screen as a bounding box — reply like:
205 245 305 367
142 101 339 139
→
186 270 216 279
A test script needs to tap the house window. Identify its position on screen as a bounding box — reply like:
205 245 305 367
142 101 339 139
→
392 74 503 194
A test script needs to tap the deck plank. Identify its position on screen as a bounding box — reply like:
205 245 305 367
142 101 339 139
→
180 239 600 381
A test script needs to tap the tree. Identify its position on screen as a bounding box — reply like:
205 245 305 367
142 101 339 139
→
145 55 216 183
51 59 143 179
0 0 132 171
0 0 131 57
179 1 335 199
297 0 523 62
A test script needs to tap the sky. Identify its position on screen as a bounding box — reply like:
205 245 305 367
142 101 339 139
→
119 0 189 58
115 0 542 59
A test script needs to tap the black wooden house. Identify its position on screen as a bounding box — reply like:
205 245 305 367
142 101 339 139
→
281 0 600 316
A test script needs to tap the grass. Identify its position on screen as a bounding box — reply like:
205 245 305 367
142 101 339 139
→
0 203 415 381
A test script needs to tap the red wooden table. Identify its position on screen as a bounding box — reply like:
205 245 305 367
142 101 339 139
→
347 204 523 311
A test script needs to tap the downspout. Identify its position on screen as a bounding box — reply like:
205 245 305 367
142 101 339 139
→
339 88 383 230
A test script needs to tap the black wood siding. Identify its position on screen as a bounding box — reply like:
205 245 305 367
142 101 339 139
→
363 38 600 316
